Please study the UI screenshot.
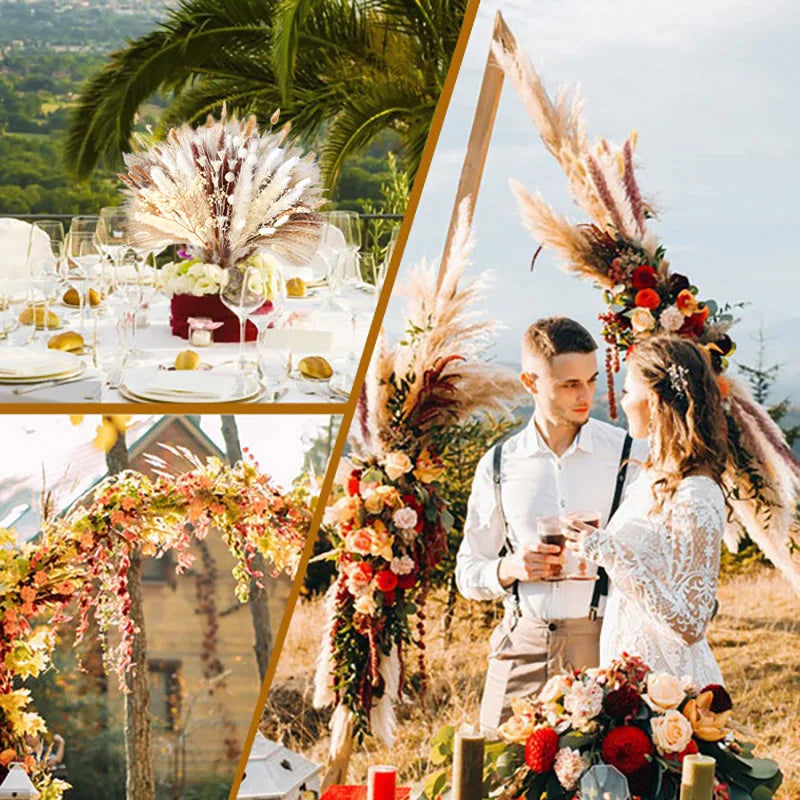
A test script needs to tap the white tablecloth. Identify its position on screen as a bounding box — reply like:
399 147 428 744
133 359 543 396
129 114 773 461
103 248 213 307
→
0 290 375 405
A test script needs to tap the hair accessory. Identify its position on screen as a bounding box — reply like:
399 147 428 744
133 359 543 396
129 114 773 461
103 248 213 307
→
667 363 689 398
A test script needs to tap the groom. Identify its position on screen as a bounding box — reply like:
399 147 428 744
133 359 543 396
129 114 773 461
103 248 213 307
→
456 316 645 735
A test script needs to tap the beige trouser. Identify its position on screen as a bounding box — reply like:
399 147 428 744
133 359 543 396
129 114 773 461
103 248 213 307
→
478 612 601 736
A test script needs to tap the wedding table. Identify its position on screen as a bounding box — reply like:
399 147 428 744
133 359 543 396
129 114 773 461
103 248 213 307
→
0 287 375 405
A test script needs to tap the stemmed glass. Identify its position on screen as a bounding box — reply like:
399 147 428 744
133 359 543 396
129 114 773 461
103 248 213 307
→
26 220 65 343
69 216 98 237
96 208 130 268
106 251 142 368
249 266 290 390
64 231 102 333
219 265 270 371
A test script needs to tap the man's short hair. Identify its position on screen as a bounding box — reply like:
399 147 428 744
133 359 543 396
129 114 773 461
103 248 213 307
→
521 317 597 372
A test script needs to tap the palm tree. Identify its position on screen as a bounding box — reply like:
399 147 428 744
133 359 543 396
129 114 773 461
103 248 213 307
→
64 0 468 192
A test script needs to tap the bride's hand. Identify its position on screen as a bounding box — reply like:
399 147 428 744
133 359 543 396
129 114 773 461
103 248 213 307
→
563 519 595 557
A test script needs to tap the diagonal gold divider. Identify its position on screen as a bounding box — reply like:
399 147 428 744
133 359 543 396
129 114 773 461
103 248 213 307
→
226 0 483 796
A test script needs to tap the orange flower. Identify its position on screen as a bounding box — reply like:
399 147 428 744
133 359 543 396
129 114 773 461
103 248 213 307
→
0 749 17 767
717 376 730 399
675 289 700 316
634 288 661 310
682 690 732 741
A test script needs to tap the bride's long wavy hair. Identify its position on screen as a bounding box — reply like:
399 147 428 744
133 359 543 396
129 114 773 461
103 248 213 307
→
629 335 728 510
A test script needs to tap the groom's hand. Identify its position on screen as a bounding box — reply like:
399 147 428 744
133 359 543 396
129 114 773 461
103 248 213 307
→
498 544 564 587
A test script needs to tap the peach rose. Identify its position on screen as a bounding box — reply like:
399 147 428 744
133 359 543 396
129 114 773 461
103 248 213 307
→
651 709 694 754
384 451 413 481
683 691 732 741
346 528 374 556
375 484 401 507
331 495 358 525
630 307 656 334
414 449 445 483
643 672 686 712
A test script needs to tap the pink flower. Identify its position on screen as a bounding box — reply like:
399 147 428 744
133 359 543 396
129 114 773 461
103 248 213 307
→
553 748 590 791
392 506 418 530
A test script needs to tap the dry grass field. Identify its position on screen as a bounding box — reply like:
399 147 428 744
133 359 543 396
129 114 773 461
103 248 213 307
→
261 568 800 799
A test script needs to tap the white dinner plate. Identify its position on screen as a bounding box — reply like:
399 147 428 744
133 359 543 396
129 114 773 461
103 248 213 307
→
0 347 83 383
119 366 264 404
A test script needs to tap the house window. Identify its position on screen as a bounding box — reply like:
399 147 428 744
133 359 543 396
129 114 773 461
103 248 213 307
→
148 660 181 731
142 552 176 586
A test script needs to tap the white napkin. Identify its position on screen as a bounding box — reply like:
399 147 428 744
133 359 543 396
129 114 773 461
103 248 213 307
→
0 347 77 378
0 218 55 279
259 328 333 352
125 367 242 401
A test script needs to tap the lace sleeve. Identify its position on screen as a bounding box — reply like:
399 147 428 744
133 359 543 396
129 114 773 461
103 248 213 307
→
582 482 724 645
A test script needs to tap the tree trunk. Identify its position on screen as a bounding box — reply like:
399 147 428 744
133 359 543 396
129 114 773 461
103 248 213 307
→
106 425 155 800
221 415 272 680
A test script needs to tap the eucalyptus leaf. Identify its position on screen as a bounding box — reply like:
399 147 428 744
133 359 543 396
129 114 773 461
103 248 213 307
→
423 768 449 800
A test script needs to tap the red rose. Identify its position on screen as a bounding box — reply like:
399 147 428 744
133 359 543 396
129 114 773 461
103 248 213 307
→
347 469 362 497
396 572 417 590
524 728 559 773
634 288 661 310
600 725 653 776
375 569 398 592
665 739 698 765
632 265 657 290
603 685 641 720
700 684 733 713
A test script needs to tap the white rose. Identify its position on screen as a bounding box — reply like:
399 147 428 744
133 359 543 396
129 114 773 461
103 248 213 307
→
644 672 686 712
651 709 693 754
660 305 685 332
390 555 415 575
392 506 418 530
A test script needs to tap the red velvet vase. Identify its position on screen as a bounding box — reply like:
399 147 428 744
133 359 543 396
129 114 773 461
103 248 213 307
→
169 294 272 342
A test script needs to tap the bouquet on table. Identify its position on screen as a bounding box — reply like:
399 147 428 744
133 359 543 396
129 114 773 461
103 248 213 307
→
120 106 324 341
423 654 781 800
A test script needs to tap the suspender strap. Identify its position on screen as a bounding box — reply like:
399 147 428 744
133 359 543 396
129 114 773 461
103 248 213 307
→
589 433 633 620
492 441 521 625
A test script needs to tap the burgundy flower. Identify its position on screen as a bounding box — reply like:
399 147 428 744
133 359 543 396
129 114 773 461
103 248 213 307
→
669 273 691 296
700 684 733 713
604 684 641 719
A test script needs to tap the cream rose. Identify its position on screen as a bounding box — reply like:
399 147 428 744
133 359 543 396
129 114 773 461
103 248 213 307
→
630 306 656 334
354 594 377 616
392 506 418 530
497 711 535 743
363 489 385 515
383 452 413 481
659 305 685 332
651 709 694 754
539 675 571 704
644 672 686 712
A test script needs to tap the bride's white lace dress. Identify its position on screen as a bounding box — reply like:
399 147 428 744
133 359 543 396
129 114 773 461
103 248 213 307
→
581 472 725 685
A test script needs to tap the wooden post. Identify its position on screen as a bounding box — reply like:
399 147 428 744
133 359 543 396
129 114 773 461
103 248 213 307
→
437 11 517 288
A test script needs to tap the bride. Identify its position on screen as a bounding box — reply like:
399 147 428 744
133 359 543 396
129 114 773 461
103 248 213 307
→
566 335 726 685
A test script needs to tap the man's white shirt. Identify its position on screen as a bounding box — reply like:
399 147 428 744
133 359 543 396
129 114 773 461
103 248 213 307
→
455 416 647 621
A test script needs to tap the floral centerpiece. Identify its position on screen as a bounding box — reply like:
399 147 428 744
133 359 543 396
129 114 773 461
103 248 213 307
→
120 106 324 342
423 654 782 800
159 249 283 340
492 37 800 592
312 202 525 750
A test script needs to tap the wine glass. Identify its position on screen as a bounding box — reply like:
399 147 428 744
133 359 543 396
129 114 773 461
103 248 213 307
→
219 265 270 371
106 251 142 368
69 216 98 236
322 210 362 251
96 207 130 267
27 220 65 343
65 231 102 332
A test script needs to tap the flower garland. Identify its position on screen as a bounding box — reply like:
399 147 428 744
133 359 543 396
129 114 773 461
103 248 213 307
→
0 452 310 797
313 201 525 749
493 32 800 592
423 654 782 800
317 452 451 741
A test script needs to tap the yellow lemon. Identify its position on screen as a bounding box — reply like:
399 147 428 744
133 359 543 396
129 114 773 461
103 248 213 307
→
174 350 200 370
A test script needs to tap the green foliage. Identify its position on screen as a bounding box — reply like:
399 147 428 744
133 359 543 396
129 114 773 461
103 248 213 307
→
63 0 469 190
431 415 523 588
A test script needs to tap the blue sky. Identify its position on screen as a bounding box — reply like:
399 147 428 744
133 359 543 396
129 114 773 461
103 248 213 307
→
387 0 800 396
